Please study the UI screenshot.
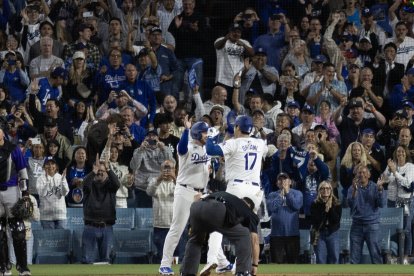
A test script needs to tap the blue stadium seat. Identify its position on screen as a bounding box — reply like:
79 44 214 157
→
112 229 154 264
338 229 350 264
71 229 83 264
299 229 310 263
339 208 351 231
114 208 135 230
66 208 85 230
33 229 72 264
135 208 153 229
380 207 404 262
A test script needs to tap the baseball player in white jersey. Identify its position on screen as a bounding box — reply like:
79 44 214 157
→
203 115 268 276
159 116 210 276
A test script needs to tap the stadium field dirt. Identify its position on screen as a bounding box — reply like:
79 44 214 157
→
21 264 414 275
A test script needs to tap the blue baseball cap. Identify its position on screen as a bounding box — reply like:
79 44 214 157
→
361 8 372 17
229 23 243 32
394 109 409 119
314 124 328 131
246 88 257 94
313 54 327 63
302 104 315 114
255 47 267 56
287 101 300 109
44 156 57 164
51 67 68 80
406 68 414 75
341 33 353 42
402 101 414 109
362 128 375 135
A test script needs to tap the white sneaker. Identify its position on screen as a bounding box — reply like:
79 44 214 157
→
4 270 11 276
200 263 217 276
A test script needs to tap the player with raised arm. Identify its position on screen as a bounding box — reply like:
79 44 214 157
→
159 116 210 276
204 115 268 276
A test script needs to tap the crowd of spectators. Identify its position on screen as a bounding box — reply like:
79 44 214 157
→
1 0 414 268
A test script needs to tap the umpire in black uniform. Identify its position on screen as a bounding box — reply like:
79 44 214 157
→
180 191 259 276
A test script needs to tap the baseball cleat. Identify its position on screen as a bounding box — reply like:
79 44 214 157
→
200 263 217 276
159 267 174 275
216 263 234 274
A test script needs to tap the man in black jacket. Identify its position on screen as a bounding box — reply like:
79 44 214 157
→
180 192 259 276
81 154 120 264
371 42 405 104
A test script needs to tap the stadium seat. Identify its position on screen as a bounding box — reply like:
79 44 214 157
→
339 208 351 231
71 228 83 264
299 229 310 263
112 229 154 264
66 208 85 230
135 208 153 229
33 229 72 264
114 208 135 230
338 229 350 264
380 207 404 263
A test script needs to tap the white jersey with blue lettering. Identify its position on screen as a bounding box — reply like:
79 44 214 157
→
176 140 210 189
385 36 414 69
219 137 268 184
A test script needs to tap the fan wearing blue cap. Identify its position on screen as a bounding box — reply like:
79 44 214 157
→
28 66 66 112
286 101 301 127
402 101 414 125
387 67 414 112
292 103 318 146
301 55 326 97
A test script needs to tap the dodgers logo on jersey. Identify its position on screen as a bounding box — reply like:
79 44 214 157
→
191 153 210 164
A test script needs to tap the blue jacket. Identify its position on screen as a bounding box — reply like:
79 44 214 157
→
36 78 60 112
129 123 146 145
93 65 126 105
0 0 10 31
0 69 29 103
267 188 303 237
347 181 386 225
265 147 308 195
123 79 156 126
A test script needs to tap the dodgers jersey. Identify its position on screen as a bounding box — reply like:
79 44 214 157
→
176 141 210 189
220 137 268 184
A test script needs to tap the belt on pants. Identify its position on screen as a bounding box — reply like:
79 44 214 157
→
180 184 204 192
233 179 259 186
85 221 109 228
